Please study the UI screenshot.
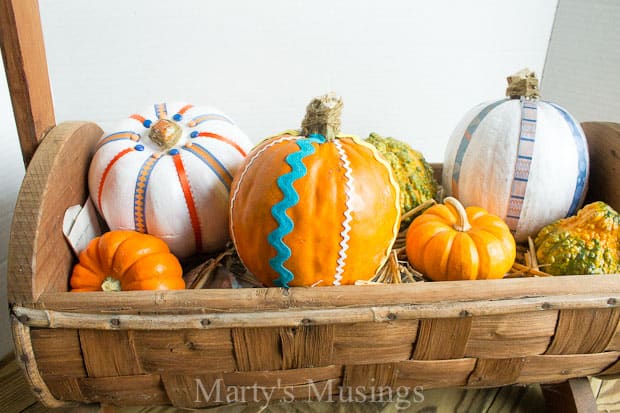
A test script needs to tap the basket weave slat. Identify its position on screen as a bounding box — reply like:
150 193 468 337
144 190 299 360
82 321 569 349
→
343 363 397 389
228 365 342 387
78 374 169 406
606 325 620 351
232 328 282 371
546 308 620 355
161 373 223 408
79 330 142 378
413 318 472 360
29 329 85 377
393 359 476 389
334 320 418 364
467 358 526 388
518 352 620 384
464 311 558 358
133 329 236 374
42 377 84 403
281 325 335 369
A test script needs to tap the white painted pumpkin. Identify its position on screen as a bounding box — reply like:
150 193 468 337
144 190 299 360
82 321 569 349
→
88 102 252 257
442 89 589 243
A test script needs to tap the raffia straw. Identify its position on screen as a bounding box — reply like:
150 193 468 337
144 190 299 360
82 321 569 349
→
511 262 552 278
528 236 540 269
506 237 552 278
358 250 425 285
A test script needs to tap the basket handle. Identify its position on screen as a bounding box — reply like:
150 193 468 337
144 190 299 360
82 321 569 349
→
0 0 55 167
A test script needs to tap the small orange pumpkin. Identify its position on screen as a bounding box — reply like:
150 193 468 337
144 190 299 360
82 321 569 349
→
70 230 185 291
405 197 516 281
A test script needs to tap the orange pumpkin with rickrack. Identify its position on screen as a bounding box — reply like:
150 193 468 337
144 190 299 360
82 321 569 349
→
70 230 185 292
229 93 401 287
405 197 516 281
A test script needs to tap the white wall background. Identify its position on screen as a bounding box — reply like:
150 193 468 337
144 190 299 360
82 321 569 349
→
0 0 561 359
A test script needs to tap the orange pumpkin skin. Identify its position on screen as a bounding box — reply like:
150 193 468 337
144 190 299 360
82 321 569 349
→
405 197 516 281
70 230 185 292
229 133 401 287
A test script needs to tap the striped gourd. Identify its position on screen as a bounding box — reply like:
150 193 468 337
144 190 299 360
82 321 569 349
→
229 93 401 287
442 70 589 243
88 102 252 258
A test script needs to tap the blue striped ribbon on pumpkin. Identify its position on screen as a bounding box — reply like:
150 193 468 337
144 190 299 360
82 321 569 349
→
133 154 163 233
182 143 234 191
451 99 507 197
96 131 140 150
547 102 589 217
505 99 538 234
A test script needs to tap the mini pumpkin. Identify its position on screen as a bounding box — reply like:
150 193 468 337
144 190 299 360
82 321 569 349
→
365 132 438 226
70 230 185 292
88 102 252 258
406 197 516 281
442 69 589 242
229 93 401 287
534 201 620 275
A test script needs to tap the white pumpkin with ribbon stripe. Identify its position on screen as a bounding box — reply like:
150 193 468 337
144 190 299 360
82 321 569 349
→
442 70 589 242
88 102 252 257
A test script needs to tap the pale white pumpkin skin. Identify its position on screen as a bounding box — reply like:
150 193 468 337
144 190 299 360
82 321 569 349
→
88 102 252 257
442 98 589 242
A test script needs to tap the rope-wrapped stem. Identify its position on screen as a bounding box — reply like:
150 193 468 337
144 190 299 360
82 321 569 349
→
301 92 343 141
506 68 540 100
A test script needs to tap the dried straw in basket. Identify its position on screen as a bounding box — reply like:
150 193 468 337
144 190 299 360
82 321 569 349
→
506 237 552 278
184 245 265 289
184 193 557 287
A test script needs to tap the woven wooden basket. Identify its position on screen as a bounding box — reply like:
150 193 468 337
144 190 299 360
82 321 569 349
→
4 1 620 410
6 120 620 409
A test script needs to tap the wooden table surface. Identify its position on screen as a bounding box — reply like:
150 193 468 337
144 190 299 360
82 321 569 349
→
2 352 619 412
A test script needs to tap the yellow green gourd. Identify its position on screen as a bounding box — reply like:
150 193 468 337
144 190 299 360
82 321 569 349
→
534 202 620 275
365 133 438 225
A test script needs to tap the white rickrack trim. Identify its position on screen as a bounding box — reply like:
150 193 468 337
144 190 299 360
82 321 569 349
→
333 139 354 286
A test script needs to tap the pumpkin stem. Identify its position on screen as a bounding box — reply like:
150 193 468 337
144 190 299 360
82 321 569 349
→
149 119 182 150
444 197 472 232
101 276 122 292
506 68 540 100
301 92 343 141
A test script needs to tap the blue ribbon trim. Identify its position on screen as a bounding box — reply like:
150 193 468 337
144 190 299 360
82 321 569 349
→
268 133 326 288
547 102 588 216
451 99 507 197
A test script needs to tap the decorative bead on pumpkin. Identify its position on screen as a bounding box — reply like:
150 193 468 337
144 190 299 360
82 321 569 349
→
70 230 185 291
229 93 401 287
442 69 589 243
88 102 252 258
365 132 438 226
406 197 516 281
534 201 620 275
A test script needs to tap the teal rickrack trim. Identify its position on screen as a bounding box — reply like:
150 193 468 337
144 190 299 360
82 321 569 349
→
268 133 326 288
